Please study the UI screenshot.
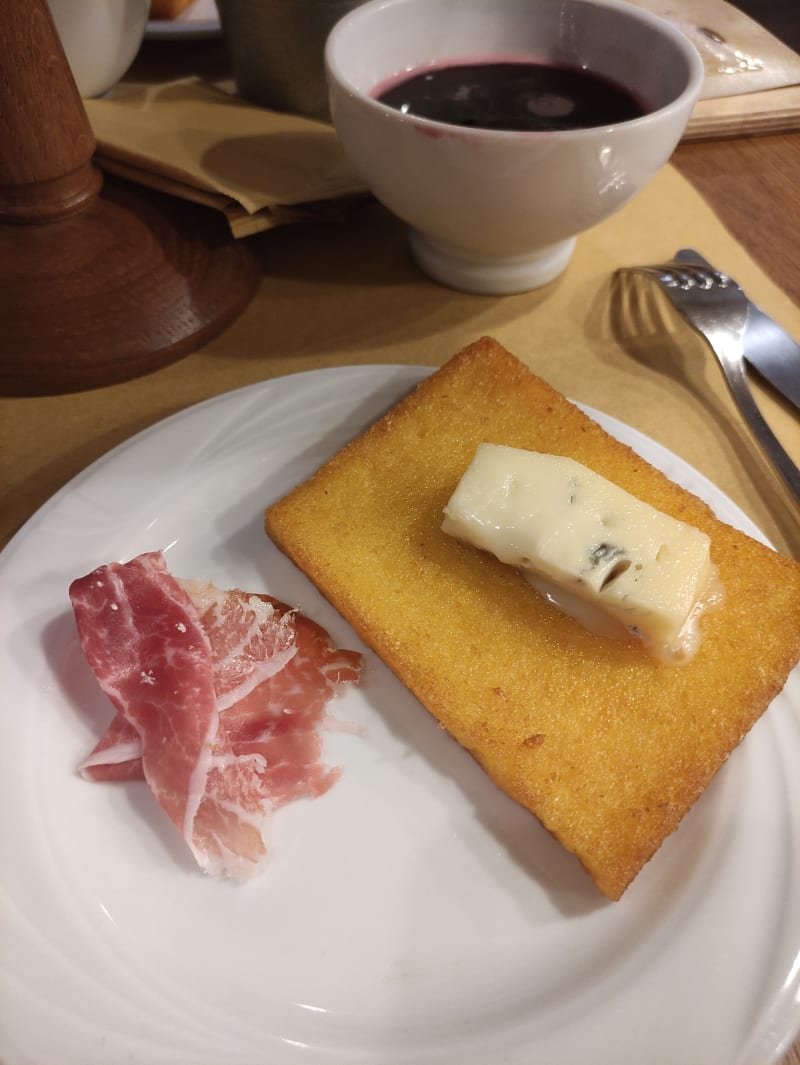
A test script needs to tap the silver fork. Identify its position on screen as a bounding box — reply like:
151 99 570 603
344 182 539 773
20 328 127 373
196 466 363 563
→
617 259 800 511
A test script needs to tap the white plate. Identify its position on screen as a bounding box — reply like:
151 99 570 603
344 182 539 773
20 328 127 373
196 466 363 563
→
146 0 220 39
1 365 799 1065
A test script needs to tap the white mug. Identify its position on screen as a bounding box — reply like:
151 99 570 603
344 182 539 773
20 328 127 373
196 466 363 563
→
47 0 150 98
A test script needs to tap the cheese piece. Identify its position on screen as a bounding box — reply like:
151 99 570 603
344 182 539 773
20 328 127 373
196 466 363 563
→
442 444 722 662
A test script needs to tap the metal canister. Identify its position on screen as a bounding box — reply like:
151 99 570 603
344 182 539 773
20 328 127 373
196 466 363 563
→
216 0 368 121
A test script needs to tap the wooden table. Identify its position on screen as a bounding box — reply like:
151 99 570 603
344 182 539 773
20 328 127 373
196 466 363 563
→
2 24 800 1065
676 134 800 311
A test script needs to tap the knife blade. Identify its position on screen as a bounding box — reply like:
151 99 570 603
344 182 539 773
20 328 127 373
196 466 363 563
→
675 248 800 414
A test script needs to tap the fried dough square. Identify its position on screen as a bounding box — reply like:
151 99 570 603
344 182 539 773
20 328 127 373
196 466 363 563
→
265 337 800 899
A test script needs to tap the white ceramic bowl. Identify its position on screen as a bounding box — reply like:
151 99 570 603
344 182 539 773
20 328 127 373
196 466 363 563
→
48 0 149 99
325 0 704 294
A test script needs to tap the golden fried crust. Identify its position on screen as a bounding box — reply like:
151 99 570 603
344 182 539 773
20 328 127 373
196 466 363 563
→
265 337 800 899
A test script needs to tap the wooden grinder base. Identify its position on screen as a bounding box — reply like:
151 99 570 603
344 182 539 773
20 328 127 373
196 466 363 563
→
0 3 258 397
0 177 259 396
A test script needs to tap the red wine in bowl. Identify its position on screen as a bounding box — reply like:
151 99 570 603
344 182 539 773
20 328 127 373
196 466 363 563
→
374 60 646 132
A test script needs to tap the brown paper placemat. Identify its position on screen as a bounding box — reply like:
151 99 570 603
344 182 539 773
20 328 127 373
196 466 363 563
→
1 163 798 557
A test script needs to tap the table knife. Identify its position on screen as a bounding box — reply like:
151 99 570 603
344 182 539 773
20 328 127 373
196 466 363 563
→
675 248 800 414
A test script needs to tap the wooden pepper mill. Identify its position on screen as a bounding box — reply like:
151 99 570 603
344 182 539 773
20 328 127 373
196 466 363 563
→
0 1 259 396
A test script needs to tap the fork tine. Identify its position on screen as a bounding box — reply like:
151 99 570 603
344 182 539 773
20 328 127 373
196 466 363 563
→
611 268 673 339
619 261 734 291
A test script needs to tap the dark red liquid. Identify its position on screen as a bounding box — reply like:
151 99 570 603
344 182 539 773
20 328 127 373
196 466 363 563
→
376 61 646 132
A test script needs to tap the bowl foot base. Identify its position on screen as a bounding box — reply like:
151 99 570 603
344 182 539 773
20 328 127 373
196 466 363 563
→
408 231 576 295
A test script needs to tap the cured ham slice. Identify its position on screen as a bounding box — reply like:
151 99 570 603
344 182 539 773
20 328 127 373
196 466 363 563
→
70 552 362 878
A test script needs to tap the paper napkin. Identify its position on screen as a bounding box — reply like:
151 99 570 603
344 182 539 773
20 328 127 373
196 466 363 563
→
84 78 367 237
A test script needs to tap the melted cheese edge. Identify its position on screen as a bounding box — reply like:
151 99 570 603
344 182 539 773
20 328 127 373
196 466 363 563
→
442 445 723 663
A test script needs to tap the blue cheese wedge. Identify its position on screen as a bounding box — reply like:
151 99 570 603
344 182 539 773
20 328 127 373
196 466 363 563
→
442 444 723 663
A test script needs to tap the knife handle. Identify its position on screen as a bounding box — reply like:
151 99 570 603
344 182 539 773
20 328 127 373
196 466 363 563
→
713 333 800 521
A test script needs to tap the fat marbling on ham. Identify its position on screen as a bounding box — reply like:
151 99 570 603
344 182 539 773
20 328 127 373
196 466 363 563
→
70 551 362 879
